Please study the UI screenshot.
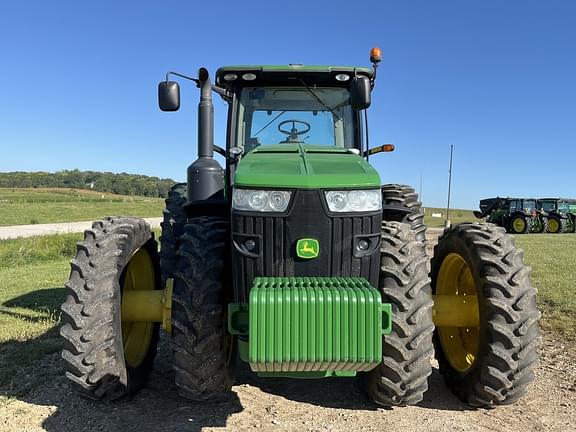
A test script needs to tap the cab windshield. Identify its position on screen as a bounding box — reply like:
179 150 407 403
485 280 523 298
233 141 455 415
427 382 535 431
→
539 201 557 212
235 87 355 153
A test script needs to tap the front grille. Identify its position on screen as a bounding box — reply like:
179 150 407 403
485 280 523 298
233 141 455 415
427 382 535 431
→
231 190 381 303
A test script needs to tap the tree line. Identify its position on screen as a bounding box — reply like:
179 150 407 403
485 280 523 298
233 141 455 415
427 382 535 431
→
0 170 176 198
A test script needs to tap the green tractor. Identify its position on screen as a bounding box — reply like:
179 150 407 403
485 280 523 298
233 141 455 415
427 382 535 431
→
60 49 540 408
538 198 576 233
475 197 544 234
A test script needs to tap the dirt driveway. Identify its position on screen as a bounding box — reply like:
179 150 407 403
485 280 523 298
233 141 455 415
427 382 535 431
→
0 230 575 432
0 218 162 240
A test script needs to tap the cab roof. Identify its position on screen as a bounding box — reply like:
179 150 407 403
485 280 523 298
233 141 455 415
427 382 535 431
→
215 65 373 87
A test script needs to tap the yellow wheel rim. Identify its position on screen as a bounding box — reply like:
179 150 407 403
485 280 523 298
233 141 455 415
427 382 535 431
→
512 217 526 233
548 219 559 233
121 247 156 368
436 253 480 373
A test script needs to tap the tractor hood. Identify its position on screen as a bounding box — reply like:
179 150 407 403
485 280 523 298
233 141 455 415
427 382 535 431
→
234 144 381 189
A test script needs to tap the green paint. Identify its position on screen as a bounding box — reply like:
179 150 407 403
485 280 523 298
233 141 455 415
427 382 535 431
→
296 238 319 259
257 370 357 379
238 339 249 363
228 303 249 335
234 144 381 189
247 277 391 374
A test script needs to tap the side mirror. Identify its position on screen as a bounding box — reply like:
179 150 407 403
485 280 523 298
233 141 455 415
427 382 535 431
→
158 81 180 111
350 75 371 110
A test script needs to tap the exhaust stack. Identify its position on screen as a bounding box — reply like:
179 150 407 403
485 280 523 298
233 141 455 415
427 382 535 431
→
186 68 224 203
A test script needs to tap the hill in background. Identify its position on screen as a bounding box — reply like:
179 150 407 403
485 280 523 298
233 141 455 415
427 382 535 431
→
0 170 176 198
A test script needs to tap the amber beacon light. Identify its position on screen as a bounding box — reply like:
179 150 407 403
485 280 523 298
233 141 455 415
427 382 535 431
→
370 47 382 64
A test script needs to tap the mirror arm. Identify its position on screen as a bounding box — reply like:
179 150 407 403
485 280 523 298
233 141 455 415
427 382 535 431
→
166 71 199 85
213 144 226 157
165 71 232 101
211 85 233 102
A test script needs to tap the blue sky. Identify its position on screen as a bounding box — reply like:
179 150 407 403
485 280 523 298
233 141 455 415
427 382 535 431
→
1 1 574 209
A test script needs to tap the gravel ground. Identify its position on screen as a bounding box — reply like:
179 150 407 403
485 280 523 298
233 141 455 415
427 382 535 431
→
0 218 162 240
0 229 574 432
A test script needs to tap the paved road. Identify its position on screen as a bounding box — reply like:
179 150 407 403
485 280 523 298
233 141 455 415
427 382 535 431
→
0 217 163 240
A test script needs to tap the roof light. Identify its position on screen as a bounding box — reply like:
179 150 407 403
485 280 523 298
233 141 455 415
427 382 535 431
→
370 47 382 64
242 73 257 81
335 73 350 82
223 73 238 81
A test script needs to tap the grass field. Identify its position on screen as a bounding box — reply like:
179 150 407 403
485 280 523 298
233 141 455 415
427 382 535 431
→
0 233 79 401
0 188 165 226
0 188 477 228
514 234 576 339
0 228 574 404
423 207 477 227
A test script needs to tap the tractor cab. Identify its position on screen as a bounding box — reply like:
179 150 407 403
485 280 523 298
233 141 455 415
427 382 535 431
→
215 65 373 155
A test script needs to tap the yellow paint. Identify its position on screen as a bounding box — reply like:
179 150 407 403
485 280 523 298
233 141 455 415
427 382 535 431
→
121 247 156 369
435 253 480 373
161 279 173 333
122 290 163 322
432 295 479 327
512 217 526 233
548 218 560 233
300 242 317 255
121 279 173 333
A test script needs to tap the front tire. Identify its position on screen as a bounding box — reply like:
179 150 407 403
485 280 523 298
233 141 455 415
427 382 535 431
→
360 221 434 406
530 215 544 233
60 217 160 400
430 223 540 407
171 216 234 401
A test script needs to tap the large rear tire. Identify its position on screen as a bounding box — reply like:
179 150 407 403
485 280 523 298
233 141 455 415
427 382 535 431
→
545 215 561 233
430 223 540 407
360 221 434 406
60 217 160 400
171 216 235 401
160 183 187 285
509 214 528 234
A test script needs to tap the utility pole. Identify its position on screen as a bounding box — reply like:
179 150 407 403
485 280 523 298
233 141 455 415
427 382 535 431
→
445 145 454 228
419 169 423 201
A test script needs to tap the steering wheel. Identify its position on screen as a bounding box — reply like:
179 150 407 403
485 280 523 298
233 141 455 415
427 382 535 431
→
277 120 311 142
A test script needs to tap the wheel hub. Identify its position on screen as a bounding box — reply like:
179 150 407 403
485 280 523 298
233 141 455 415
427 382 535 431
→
121 248 156 368
435 253 480 373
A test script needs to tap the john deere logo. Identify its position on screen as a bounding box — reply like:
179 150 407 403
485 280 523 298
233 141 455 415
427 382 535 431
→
296 238 319 259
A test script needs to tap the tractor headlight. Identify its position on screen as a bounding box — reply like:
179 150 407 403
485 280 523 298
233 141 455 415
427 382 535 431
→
232 189 292 212
324 190 382 213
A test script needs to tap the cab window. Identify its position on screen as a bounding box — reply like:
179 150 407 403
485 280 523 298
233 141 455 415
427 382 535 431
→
236 87 355 153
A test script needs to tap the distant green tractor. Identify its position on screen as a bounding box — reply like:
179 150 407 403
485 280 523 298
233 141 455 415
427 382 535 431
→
538 198 576 233
475 197 543 233
60 49 540 408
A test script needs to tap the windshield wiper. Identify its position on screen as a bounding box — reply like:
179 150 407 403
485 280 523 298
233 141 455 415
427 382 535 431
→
254 110 286 136
298 78 342 121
